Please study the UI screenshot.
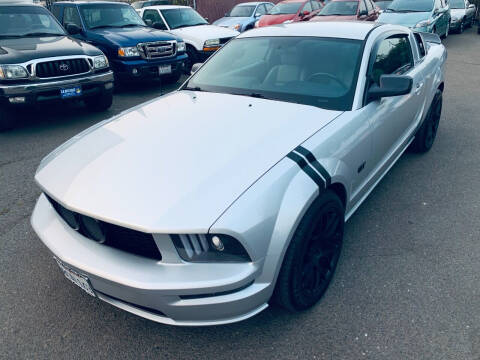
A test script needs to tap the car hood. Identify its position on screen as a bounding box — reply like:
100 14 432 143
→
169 25 239 41
378 11 431 27
0 36 101 64
450 9 466 17
259 14 296 26
213 17 251 27
88 26 177 47
35 91 341 233
311 14 357 21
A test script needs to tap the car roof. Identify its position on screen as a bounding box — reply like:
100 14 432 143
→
239 21 380 40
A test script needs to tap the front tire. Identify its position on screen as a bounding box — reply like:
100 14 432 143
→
0 105 15 132
411 90 442 153
185 45 197 74
273 190 344 312
84 91 113 112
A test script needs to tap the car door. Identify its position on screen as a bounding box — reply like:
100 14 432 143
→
364 33 427 177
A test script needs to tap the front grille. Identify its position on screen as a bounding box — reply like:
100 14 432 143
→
138 41 176 60
36 58 91 79
219 37 233 45
46 195 162 261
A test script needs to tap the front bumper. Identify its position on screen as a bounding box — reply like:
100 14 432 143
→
0 71 114 106
112 54 187 81
31 194 270 326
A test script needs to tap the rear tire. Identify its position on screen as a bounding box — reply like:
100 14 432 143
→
0 105 15 132
411 90 442 153
273 190 344 312
84 91 113 112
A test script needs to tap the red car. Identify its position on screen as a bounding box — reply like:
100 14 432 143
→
310 0 379 22
256 0 324 28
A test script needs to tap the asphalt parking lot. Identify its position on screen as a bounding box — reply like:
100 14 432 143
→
1 28 480 359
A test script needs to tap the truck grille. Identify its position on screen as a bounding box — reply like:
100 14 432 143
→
35 58 91 79
138 41 176 60
46 195 162 261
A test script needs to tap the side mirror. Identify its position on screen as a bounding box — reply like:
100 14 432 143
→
191 63 202 75
358 9 368 17
153 22 167 30
66 23 82 35
144 19 153 26
367 75 413 102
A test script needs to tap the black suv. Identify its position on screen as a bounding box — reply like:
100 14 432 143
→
0 3 114 131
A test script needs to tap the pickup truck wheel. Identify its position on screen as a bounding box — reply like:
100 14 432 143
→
185 46 197 73
273 190 344 312
84 91 113 112
411 90 442 153
0 106 15 132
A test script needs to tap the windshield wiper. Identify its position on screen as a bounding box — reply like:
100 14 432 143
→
22 32 64 37
175 23 207 28
183 86 206 91
89 25 121 30
121 24 143 27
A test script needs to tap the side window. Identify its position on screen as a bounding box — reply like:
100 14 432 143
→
256 4 267 16
51 5 62 21
63 6 82 28
413 33 426 58
303 2 313 12
265 3 274 12
371 35 414 85
143 9 166 28
359 0 367 13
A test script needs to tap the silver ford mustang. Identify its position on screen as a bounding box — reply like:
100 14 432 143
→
31 22 447 326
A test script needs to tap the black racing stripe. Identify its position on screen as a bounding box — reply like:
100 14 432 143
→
287 152 325 188
294 146 331 187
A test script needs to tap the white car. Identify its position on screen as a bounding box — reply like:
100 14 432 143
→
137 5 239 71
32 22 446 326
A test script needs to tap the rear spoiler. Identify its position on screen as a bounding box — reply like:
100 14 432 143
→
418 32 441 45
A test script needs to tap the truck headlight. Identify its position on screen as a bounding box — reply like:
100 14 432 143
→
204 38 220 47
177 41 186 53
93 55 109 69
414 19 433 28
118 46 140 57
0 65 28 79
172 234 251 263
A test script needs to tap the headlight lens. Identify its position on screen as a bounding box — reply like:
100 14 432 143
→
177 41 186 53
414 19 433 28
204 38 220 47
93 55 109 69
0 65 28 79
230 23 241 30
118 46 140 57
172 234 251 263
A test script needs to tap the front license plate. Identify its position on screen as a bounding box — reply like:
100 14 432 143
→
60 86 82 99
54 257 95 297
158 64 172 75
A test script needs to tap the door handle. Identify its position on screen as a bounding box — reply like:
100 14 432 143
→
415 82 424 94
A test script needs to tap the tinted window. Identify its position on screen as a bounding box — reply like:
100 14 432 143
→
160 8 207 29
320 1 358 15
450 0 465 8
371 35 414 84
413 33 426 58
0 6 65 37
51 4 62 19
229 5 256 17
268 2 303 14
143 9 163 23
386 0 434 12
185 37 364 111
79 4 144 29
63 6 82 27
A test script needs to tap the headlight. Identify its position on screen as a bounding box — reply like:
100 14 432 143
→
0 65 28 79
204 38 220 47
414 19 433 28
230 23 241 31
177 41 186 53
93 55 108 69
172 234 251 263
283 20 293 24
118 46 140 57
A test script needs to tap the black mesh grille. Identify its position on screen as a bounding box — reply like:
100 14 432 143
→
36 58 90 78
46 195 162 261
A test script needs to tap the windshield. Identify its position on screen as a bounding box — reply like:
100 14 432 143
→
79 4 145 29
319 1 358 15
184 37 363 111
160 8 207 29
375 1 393 10
228 5 256 17
268 2 303 15
0 6 65 37
386 0 434 12
450 0 466 8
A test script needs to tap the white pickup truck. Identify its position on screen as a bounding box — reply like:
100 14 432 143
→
137 5 239 71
